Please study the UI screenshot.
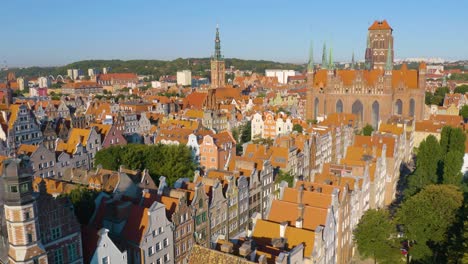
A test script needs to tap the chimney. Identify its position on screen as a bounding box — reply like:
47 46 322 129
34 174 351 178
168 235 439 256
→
239 241 252 257
297 203 305 220
297 185 304 204
220 242 234 254
279 221 287 238
271 237 287 249
296 217 303 229
258 255 267 264
38 178 47 194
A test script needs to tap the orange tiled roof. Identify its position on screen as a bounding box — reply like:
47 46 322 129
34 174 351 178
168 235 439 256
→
17 144 39 155
56 128 91 154
8 104 20 128
353 135 396 158
378 123 404 135
98 73 138 81
268 199 328 231
282 187 332 209
252 219 315 257
312 68 418 89
368 20 392 30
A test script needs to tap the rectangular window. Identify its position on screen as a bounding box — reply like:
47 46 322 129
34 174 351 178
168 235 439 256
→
68 243 77 262
102 256 109 264
54 249 63 264
9 185 18 193
51 227 61 240
27 233 33 243
163 238 169 247
158 226 163 234
148 246 154 256
164 254 170 262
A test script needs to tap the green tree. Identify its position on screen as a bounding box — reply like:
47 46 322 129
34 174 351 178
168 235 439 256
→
354 209 401 264
454 84 468 93
460 105 468 122
443 150 464 185
406 135 442 196
240 121 252 144
448 127 466 155
362 124 374 136
292 124 303 133
397 185 464 262
63 187 99 225
95 144 196 186
440 126 452 155
274 170 294 187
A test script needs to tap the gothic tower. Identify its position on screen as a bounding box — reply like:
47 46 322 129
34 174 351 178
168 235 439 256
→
2 156 48 264
366 20 394 70
210 26 225 88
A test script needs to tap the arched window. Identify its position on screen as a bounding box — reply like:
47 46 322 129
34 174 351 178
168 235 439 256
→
314 98 319 120
395 99 403 115
336 100 343 113
409 98 415 117
352 100 364 122
372 101 380 129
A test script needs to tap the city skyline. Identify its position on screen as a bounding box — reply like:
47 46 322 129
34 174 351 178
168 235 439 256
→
2 0 468 67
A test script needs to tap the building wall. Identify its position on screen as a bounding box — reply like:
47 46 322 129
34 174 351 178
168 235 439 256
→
200 136 218 170
91 229 127 264
38 194 83 264
143 202 174 264
265 70 296 84
177 70 192 86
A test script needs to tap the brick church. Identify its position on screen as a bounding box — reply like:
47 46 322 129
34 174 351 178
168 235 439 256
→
306 20 426 128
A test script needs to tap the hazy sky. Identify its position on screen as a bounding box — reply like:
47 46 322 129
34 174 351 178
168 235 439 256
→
1 0 467 67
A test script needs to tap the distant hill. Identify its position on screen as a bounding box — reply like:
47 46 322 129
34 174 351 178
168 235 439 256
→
1 58 305 80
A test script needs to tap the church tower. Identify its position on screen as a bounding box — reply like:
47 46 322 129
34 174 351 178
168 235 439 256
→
366 20 394 70
210 26 225 88
2 156 48 264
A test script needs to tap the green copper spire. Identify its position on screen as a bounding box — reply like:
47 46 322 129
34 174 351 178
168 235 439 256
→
321 42 327 69
351 52 355 70
308 41 314 72
328 46 334 70
385 39 393 71
214 25 222 61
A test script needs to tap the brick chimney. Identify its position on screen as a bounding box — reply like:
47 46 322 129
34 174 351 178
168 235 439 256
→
220 242 234 254
279 221 287 238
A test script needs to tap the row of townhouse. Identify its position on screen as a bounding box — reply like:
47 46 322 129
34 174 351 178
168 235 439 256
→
16 123 127 179
191 115 411 263
251 111 293 139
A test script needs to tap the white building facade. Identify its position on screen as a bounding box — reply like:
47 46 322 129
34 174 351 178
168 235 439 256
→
265 69 296 84
177 70 192 86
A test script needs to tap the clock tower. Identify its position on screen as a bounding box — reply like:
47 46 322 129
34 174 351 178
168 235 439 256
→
3 156 48 264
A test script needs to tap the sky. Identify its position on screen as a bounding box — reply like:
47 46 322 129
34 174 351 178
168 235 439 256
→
1 0 467 67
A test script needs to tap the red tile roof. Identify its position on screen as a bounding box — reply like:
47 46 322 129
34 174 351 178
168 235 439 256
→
368 20 392 30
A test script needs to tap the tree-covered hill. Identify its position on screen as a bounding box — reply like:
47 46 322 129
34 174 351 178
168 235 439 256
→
1 58 305 80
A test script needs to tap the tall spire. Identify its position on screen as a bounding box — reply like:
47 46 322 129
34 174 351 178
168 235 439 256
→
214 25 222 61
328 46 334 70
321 42 327 69
307 41 314 72
385 39 393 71
351 52 355 69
